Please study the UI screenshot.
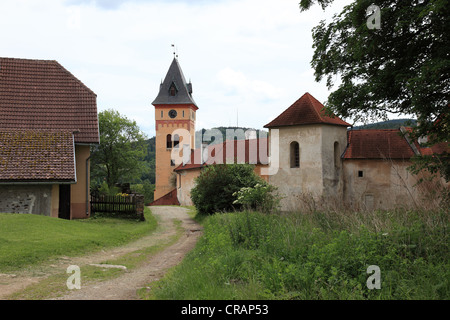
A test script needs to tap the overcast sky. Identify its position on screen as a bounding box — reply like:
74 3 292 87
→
1 0 357 138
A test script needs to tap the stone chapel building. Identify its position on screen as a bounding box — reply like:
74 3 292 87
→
151 58 448 211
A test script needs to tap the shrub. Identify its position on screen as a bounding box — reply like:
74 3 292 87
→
131 181 155 204
190 164 264 215
97 181 120 196
233 182 281 213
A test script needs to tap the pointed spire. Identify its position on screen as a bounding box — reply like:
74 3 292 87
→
152 58 197 107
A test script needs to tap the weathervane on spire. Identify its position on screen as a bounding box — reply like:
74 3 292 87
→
171 44 178 59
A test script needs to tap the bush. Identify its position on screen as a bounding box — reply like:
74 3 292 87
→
190 164 264 215
233 182 281 213
97 181 120 196
131 181 155 204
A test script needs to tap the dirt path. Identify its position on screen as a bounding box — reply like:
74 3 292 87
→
0 206 202 300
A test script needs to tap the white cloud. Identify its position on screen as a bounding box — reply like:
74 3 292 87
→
217 67 284 101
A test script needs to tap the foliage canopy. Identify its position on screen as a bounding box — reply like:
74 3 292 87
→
301 0 449 181
91 109 147 188
191 164 265 215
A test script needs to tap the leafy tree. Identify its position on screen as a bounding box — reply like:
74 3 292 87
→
91 109 147 188
191 164 264 215
300 0 449 181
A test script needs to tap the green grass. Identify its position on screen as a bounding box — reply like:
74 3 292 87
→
143 209 449 300
8 219 185 300
0 207 157 273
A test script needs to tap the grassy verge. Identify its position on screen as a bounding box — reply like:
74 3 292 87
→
0 207 157 273
8 219 185 300
144 209 449 300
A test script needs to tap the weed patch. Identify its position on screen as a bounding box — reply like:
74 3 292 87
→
148 209 449 300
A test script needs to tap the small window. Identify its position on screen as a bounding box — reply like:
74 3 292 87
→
170 159 175 167
170 86 176 96
173 134 180 148
290 141 300 168
334 142 340 170
358 170 364 178
161 110 163 118
182 110 185 118
166 134 172 149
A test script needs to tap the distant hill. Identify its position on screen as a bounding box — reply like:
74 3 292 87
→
353 119 417 130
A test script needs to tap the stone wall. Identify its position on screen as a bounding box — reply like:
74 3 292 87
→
0 185 53 215
268 125 325 211
342 159 424 211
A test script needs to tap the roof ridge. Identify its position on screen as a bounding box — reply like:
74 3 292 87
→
304 92 325 123
0 57 56 63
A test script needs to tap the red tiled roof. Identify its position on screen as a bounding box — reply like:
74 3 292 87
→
416 142 449 156
0 129 76 182
343 129 417 159
174 138 269 172
0 57 99 144
344 128 450 160
264 92 351 128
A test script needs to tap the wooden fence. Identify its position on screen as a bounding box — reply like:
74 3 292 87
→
90 193 145 221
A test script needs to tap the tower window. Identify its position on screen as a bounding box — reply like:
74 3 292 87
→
173 134 180 148
169 82 178 96
358 170 364 178
290 141 300 168
161 110 163 118
166 134 172 149
334 141 341 170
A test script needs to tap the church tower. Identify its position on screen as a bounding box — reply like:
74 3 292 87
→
152 57 198 202
264 92 350 211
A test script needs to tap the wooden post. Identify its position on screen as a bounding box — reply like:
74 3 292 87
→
135 194 145 221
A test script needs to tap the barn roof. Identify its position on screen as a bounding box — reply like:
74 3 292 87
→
0 129 76 183
0 57 99 144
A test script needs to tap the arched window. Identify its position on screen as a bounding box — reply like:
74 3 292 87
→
166 134 172 149
290 141 300 168
334 141 341 170
173 134 180 148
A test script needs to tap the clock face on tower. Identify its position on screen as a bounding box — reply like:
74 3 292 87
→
169 109 177 119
